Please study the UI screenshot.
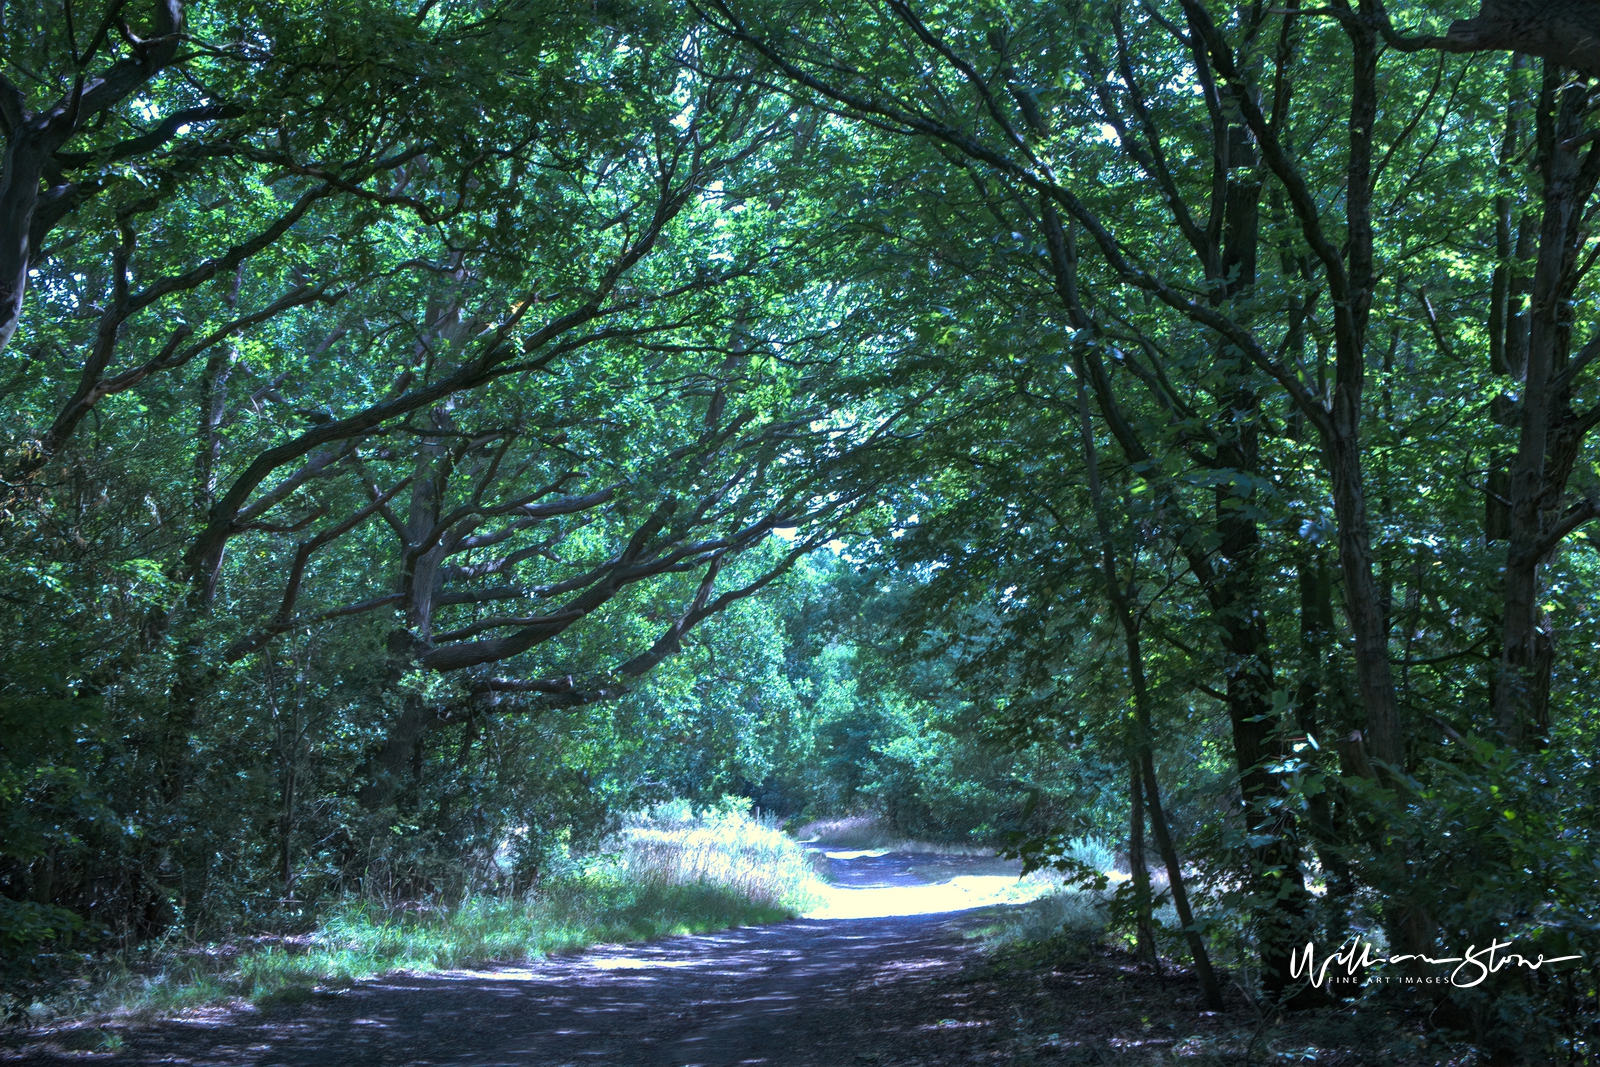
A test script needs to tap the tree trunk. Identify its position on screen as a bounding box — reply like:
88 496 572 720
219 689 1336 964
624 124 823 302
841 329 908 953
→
1077 382 1224 1012
0 143 45 355
1210 102 1316 1005
1140 749 1223 1011
1323 433 1403 769
0 0 186 355
1295 549 1359 963
193 268 241 516
360 416 455 810
1128 757 1158 967
357 690 439 810
1493 67 1600 744
1051 192 1309 999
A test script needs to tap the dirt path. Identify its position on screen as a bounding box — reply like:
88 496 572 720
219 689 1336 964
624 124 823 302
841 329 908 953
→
8 851 1064 1067
8 850 1435 1065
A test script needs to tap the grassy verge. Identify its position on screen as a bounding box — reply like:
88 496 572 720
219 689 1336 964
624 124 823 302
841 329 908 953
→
12 801 825 1033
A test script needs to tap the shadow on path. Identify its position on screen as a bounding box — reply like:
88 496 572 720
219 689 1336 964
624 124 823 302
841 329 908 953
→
6 851 1038 1067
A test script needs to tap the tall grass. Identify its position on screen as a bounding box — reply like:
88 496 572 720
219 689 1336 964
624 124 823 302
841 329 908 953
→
15 800 825 1031
616 798 827 911
977 837 1124 961
978 836 1181 963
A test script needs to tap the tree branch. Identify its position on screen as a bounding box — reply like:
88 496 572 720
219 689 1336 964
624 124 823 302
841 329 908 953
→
1376 1 1600 80
222 475 413 662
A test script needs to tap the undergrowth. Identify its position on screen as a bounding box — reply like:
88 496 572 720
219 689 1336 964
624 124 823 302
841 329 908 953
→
9 799 824 1031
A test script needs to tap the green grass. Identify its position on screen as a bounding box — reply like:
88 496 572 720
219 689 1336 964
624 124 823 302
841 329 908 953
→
231 877 796 1009
979 889 1107 953
620 798 828 909
15 800 826 1030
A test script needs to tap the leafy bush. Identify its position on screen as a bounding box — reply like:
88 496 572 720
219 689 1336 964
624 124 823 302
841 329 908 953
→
1346 735 1600 1061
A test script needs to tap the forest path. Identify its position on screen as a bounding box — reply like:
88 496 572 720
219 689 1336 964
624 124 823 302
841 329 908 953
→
16 850 1052 1067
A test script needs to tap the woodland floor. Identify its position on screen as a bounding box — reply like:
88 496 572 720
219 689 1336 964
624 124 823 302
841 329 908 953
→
2 850 1456 1067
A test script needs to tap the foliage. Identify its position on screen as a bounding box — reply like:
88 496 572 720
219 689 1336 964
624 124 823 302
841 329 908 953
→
612 795 826 912
6 0 1600 1060
1344 735 1600 1060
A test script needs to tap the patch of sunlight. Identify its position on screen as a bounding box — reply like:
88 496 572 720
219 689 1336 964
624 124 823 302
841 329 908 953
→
804 873 1056 919
586 957 704 970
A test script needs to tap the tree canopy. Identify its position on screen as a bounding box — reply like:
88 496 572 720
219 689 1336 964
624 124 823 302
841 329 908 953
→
6 0 1600 1057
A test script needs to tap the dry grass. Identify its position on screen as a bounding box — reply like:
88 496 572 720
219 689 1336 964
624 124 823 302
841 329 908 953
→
612 798 828 911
